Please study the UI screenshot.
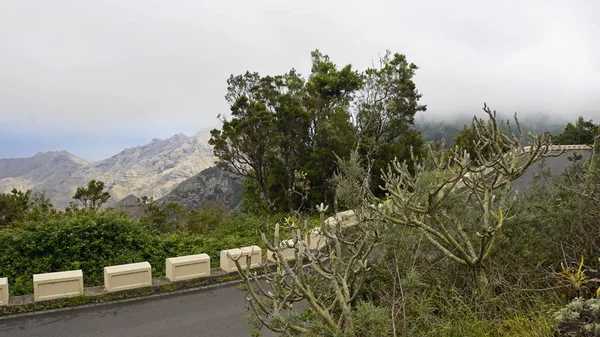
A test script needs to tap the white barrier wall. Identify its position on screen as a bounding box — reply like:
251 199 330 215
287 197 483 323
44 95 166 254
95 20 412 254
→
220 246 262 272
33 270 84 302
267 239 297 262
307 229 325 250
324 210 357 228
166 253 211 282
104 262 152 293
0 278 8 306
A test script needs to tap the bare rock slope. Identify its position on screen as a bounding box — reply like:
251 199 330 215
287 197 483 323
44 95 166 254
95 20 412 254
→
156 166 243 210
0 131 216 209
114 167 244 219
0 151 89 204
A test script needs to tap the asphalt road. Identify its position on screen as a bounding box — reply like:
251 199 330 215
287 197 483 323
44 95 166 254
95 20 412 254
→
0 283 277 337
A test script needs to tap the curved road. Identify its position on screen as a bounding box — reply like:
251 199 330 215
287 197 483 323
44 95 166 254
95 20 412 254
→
0 283 276 337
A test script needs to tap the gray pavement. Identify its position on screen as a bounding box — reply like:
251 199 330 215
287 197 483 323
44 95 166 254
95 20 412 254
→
0 283 276 337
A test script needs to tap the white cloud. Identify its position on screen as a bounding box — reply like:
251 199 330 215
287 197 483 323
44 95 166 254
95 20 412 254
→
0 0 598 139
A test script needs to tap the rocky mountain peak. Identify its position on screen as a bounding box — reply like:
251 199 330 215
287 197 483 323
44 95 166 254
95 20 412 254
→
0 130 216 209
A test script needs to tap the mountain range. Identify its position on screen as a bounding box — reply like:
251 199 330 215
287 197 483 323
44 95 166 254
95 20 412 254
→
0 131 216 209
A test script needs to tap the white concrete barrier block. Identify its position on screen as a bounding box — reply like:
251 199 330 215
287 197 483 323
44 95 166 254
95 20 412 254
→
220 245 262 272
220 248 242 273
166 253 210 282
337 210 358 228
0 278 8 306
241 245 262 268
104 262 152 293
307 229 326 250
33 270 83 302
267 240 297 262
324 210 358 229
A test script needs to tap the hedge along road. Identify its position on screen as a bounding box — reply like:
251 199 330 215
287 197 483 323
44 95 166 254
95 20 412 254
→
0 283 277 337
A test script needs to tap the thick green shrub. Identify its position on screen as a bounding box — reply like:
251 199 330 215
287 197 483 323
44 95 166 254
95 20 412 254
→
0 210 268 295
0 212 157 295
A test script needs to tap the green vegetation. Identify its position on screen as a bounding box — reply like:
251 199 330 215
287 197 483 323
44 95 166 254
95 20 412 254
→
71 179 110 212
2 49 600 335
233 106 600 336
209 51 600 337
209 50 425 213
553 116 599 145
0 185 285 295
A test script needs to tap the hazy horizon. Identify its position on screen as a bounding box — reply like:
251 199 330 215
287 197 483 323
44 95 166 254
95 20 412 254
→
0 113 576 162
1 0 598 160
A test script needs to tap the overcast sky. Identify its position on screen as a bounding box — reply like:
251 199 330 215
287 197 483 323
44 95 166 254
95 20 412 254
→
1 0 598 161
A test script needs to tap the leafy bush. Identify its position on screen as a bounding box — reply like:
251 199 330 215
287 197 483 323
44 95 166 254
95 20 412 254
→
0 210 271 295
554 297 600 336
352 301 392 337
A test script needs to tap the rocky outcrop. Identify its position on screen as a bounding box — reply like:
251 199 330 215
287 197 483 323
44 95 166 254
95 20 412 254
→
113 194 146 219
156 166 243 211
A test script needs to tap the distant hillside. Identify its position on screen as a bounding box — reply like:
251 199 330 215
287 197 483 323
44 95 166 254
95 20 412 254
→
156 166 243 210
114 194 146 219
415 115 566 145
114 167 243 219
0 151 88 204
0 131 216 209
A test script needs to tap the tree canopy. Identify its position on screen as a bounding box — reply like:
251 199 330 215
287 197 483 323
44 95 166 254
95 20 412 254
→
554 116 598 145
210 50 425 213
72 179 110 212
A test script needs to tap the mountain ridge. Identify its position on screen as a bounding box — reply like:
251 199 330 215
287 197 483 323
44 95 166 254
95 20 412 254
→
0 131 217 209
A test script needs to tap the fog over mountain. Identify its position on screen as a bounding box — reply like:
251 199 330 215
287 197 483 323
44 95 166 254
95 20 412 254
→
0 0 598 159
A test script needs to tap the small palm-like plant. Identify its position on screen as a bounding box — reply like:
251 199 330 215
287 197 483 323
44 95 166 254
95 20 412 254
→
556 256 588 298
555 256 600 300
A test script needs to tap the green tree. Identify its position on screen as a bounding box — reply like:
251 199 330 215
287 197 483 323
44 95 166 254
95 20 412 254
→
183 201 226 234
25 192 56 221
72 180 110 212
210 71 282 209
0 189 31 227
355 51 427 194
160 201 186 232
301 50 362 208
210 49 424 213
554 116 598 145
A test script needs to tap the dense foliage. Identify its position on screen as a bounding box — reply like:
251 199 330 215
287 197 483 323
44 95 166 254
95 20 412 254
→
553 116 599 145
0 203 280 295
1 48 599 336
232 103 600 336
209 50 425 213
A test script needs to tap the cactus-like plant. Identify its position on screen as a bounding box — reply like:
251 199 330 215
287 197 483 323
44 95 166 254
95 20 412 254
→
372 104 560 287
232 204 380 335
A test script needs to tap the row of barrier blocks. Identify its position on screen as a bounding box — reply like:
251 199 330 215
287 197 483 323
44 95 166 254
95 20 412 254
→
0 212 350 306
0 247 264 306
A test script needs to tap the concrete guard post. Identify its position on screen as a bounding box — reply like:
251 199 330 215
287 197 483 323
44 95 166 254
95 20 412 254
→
33 270 84 302
104 262 152 293
0 278 8 306
267 239 297 262
220 246 262 272
166 254 211 282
